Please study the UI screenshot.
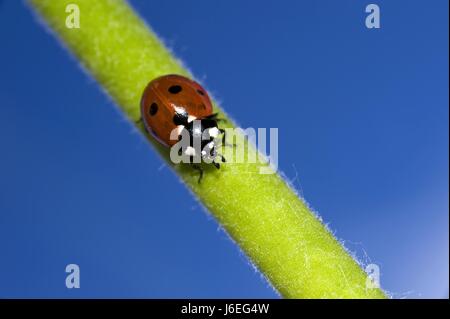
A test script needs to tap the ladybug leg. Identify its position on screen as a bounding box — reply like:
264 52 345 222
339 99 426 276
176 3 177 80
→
205 113 226 122
192 164 204 183
216 153 226 163
135 117 142 125
205 112 218 119
219 128 236 147
220 128 227 145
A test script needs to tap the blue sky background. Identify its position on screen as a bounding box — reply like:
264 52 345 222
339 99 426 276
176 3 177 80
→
0 0 448 298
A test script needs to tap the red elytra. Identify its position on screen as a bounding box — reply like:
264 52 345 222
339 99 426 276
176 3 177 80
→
140 74 214 147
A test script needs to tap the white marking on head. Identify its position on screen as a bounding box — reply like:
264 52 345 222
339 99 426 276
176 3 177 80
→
174 106 186 114
185 146 196 157
188 115 197 123
208 127 220 138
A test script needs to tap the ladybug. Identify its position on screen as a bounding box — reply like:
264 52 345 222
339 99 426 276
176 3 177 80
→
140 74 226 182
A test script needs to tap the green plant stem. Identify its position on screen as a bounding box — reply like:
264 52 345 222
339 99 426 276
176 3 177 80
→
29 0 386 298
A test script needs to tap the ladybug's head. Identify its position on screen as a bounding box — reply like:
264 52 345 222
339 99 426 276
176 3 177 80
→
182 118 225 168
173 107 189 126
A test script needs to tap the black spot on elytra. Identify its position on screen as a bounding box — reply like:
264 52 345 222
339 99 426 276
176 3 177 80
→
197 89 205 96
149 103 158 116
168 85 182 94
